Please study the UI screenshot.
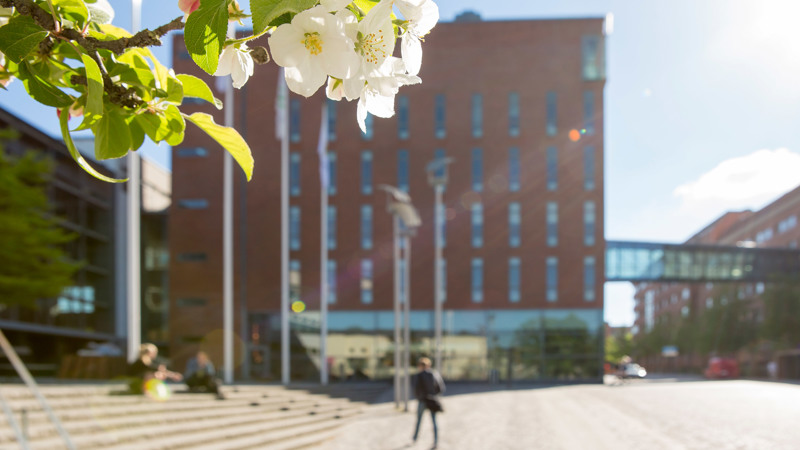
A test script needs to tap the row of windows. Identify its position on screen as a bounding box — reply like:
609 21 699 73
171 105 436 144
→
287 146 597 197
285 256 597 305
289 200 597 251
282 90 598 142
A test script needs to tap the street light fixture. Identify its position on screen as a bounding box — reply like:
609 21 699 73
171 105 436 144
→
379 185 420 412
426 157 453 374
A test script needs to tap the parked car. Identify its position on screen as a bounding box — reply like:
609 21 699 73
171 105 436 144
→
704 357 739 379
623 363 647 379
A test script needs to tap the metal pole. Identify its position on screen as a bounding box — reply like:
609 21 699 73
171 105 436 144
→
403 235 411 412
320 165 329 386
280 76 290 386
126 0 142 365
222 26 235 385
0 388 28 450
393 216 401 408
434 184 443 372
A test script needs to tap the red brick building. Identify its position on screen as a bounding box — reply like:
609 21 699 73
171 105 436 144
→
169 15 608 381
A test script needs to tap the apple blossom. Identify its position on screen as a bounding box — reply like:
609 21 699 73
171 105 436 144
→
178 0 200 16
394 0 439 75
269 6 360 97
215 43 255 89
321 0 352 13
356 56 421 132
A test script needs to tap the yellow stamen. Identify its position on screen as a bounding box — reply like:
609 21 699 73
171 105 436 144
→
303 32 323 55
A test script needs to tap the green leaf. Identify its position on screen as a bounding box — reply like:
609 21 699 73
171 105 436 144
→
184 0 229 75
59 106 127 183
0 15 48 64
86 0 115 25
165 74 184 104
185 112 254 181
80 54 103 127
135 112 170 143
53 0 90 28
128 116 145 151
251 0 317 35
18 62 73 108
92 106 131 160
164 105 186 146
177 74 222 109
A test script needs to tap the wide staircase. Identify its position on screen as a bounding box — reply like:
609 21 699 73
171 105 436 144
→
0 382 389 449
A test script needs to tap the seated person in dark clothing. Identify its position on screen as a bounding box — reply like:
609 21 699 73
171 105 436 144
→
184 351 225 399
128 343 182 395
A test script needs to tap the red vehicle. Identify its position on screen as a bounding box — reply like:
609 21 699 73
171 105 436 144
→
704 357 739 379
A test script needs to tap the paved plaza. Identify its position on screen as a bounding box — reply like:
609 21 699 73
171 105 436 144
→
323 376 800 450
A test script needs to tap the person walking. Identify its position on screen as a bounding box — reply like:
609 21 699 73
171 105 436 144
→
412 357 445 448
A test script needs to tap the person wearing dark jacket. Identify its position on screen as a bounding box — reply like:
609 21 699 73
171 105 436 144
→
412 357 445 448
184 351 225 399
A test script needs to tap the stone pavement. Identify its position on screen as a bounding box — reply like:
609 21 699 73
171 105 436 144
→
321 377 800 450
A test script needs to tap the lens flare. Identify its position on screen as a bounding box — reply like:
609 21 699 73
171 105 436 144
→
292 300 306 313
569 129 581 142
144 379 171 401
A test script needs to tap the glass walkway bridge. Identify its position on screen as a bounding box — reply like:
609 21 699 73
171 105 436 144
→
606 241 800 282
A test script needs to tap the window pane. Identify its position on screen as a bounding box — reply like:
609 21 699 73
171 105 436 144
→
584 147 595 191
290 152 301 196
178 199 208 209
398 150 409 192
435 94 446 138
509 202 521 248
327 260 337 304
547 202 558 247
290 206 301 250
509 257 521 303
327 99 337 141
584 256 596 301
327 205 336 250
509 147 520 192
471 93 483 138
546 257 558 302
472 258 483 303
584 201 596 246
434 149 447 188
397 95 409 139
582 35 604 81
290 98 301 142
472 148 483 192
546 146 557 191
361 151 373 195
361 205 373 249
362 113 373 140
509 92 520 137
583 91 595 135
361 259 373 304
176 147 208 158
328 151 337 195
546 91 557 136
472 203 483 248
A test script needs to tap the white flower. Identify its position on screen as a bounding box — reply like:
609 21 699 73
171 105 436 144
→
269 6 360 97
353 1 394 72
394 0 439 75
214 43 254 89
356 56 421 132
320 0 352 13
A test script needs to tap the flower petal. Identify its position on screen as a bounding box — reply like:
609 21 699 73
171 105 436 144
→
321 0 352 13
401 34 422 76
318 38 360 79
285 58 327 97
357 96 368 133
269 24 307 68
214 46 235 76
365 90 395 118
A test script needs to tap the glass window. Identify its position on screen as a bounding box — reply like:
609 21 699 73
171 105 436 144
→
547 202 558 247
327 99 337 142
327 205 336 250
361 259 373 304
472 148 483 192
546 257 558 302
176 147 208 157
546 91 557 136
435 94 446 138
362 113 373 140
434 149 447 190
290 152 301 196
471 93 483 138
546 146 557 191
509 147 520 192
290 206 301 250
471 258 483 303
584 201 596 246
178 199 208 209
290 98 301 142
177 252 207 262
439 259 447 303
582 35 604 81
509 202 521 248
361 151 373 195
361 205 373 249
584 256 596 301
509 257 521 303
584 147 595 191
508 92 520 137
471 203 483 248
437 203 446 248
327 260 337 304
328 151 337 195
397 95 409 139
290 260 301 302
584 91 595 135
397 150 409 192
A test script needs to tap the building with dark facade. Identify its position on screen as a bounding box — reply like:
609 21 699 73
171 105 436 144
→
169 15 608 382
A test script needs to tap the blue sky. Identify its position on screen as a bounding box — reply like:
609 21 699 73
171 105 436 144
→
4 0 800 326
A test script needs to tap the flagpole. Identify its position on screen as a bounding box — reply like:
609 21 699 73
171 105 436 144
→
222 25 235 385
279 69 290 386
126 0 142 364
318 103 329 386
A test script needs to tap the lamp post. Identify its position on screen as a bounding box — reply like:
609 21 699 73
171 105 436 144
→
379 185 420 412
426 157 453 373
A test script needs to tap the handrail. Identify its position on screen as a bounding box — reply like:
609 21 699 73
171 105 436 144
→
0 329 75 450
0 387 29 450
